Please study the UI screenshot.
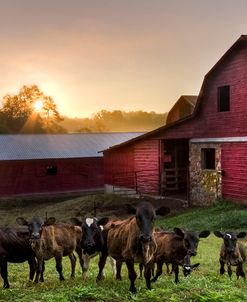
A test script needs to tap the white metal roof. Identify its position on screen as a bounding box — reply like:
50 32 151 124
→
0 133 144 160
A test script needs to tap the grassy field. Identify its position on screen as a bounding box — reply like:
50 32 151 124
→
0 196 247 301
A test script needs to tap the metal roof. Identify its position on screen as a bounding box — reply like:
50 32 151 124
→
0 133 144 160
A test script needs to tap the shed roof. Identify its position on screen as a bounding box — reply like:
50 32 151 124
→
0 133 144 160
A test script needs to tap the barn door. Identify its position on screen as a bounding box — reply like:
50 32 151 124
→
161 139 189 194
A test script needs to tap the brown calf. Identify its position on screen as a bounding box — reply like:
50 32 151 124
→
16 216 82 282
151 228 210 283
214 231 246 279
96 201 170 293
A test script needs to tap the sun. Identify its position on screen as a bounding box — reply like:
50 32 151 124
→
34 100 43 112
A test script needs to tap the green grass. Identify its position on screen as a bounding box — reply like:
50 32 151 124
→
157 199 247 231
0 197 247 301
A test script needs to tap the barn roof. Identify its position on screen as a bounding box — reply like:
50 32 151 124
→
0 133 144 160
166 95 198 124
103 35 247 152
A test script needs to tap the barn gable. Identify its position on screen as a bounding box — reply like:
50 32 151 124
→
166 95 197 124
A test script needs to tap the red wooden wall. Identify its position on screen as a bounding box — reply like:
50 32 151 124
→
134 140 160 194
0 157 104 196
221 142 247 201
104 140 160 195
104 145 135 185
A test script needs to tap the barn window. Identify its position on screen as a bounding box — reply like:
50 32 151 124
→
201 148 215 170
218 85 230 112
46 165 58 175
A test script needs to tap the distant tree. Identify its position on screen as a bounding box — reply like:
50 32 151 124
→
60 109 167 133
0 85 66 133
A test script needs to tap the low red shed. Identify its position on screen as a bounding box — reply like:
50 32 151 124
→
0 133 142 198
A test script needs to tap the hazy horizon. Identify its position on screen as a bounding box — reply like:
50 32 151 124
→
0 0 246 117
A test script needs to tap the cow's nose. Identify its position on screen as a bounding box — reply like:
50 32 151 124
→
87 242 94 248
188 250 196 256
31 232 40 239
140 234 151 242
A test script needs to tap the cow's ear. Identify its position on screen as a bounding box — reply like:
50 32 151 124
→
174 227 184 238
237 232 247 239
214 231 223 238
45 217 56 226
16 217 28 226
70 217 81 226
155 206 170 216
126 204 136 215
199 230 210 238
97 217 109 227
192 263 200 269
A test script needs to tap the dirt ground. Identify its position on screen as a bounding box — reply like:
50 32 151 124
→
0 193 188 226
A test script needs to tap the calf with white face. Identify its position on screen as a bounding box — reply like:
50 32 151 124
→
70 217 114 279
214 230 246 279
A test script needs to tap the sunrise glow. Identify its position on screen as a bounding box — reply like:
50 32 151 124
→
34 100 43 112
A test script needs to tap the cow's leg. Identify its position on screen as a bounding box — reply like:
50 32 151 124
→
166 263 172 275
109 256 117 278
220 259 225 275
75 247 85 275
144 263 152 290
55 256 65 281
69 253 77 278
0 260 9 289
236 262 245 279
125 260 137 293
27 257 37 282
39 261 45 282
81 254 90 280
173 263 179 283
151 259 163 282
96 252 108 282
227 264 232 278
116 260 122 280
139 263 143 279
34 258 43 283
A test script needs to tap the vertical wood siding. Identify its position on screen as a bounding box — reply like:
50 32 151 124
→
104 140 160 195
134 140 160 194
104 146 135 185
0 158 104 196
222 143 247 201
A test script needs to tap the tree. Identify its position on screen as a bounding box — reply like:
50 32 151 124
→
0 85 65 133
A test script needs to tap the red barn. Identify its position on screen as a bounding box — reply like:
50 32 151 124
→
0 133 143 198
104 35 247 205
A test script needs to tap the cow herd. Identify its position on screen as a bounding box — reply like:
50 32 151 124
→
0 200 246 293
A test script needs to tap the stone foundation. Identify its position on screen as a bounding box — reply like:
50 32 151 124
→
189 143 222 206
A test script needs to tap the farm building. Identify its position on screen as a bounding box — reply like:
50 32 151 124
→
166 95 197 124
103 35 247 205
0 133 143 198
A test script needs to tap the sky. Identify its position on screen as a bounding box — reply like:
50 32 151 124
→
0 0 246 118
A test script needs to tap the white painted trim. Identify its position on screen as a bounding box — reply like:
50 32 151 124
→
190 137 247 143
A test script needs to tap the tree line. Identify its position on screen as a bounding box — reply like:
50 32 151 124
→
0 85 167 134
